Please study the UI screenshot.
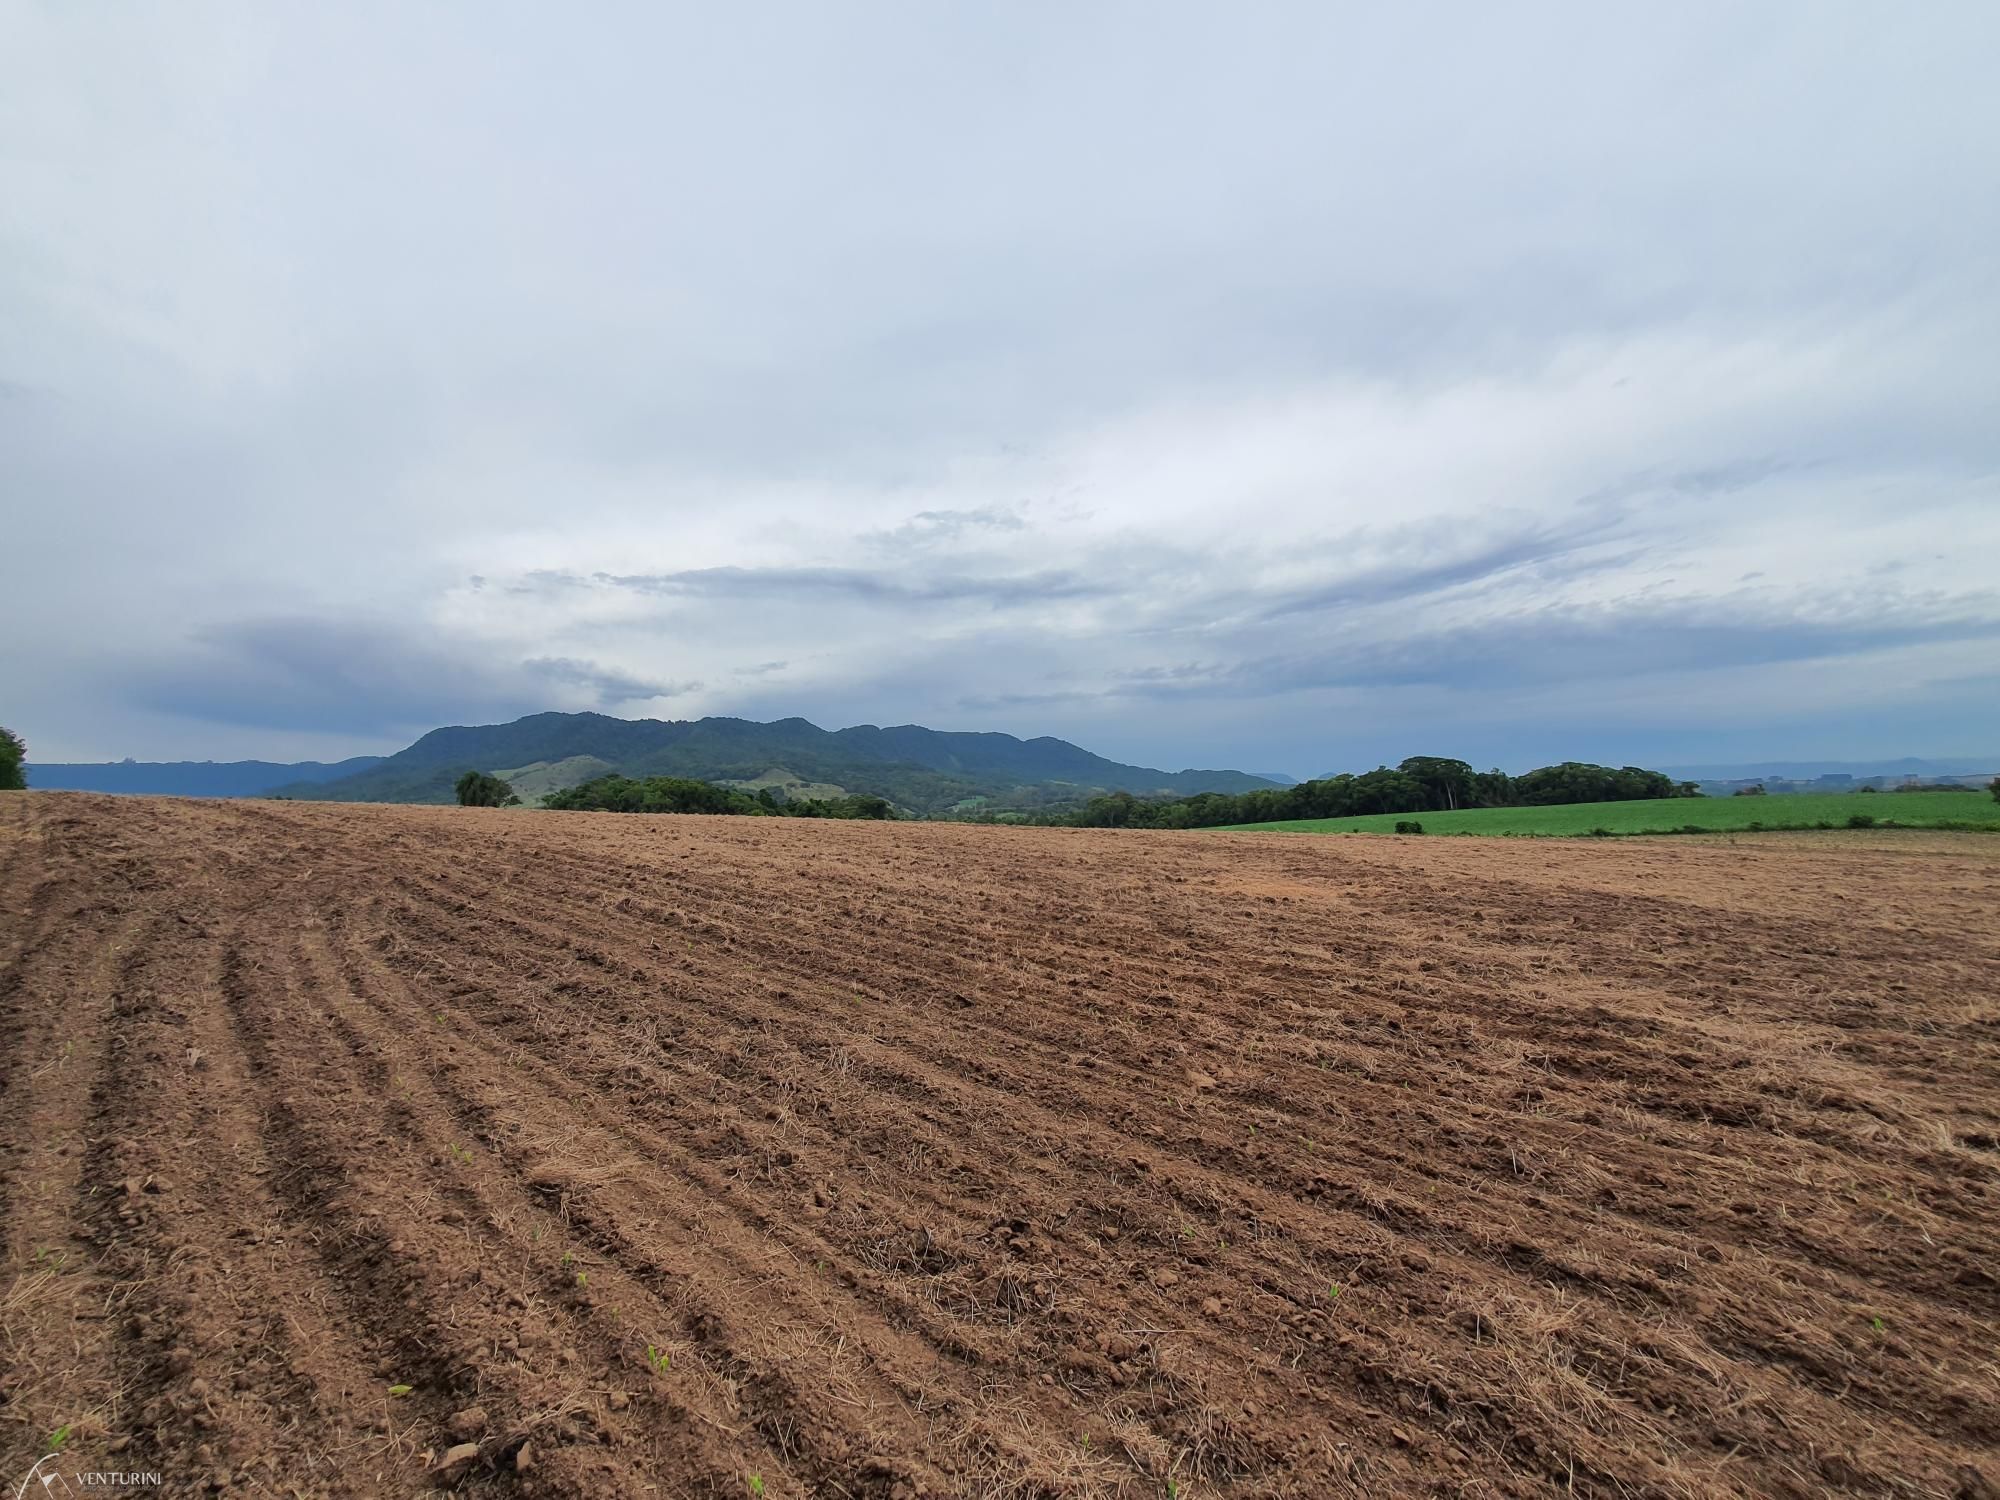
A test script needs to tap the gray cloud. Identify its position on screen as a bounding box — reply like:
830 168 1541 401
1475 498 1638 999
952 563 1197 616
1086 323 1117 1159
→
2 4 1997 770
521 657 697 702
865 506 1030 552
128 619 682 738
1128 594 2000 701
584 567 1106 609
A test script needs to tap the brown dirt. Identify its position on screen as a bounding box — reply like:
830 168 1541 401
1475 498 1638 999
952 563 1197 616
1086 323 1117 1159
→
2 794 1997 1498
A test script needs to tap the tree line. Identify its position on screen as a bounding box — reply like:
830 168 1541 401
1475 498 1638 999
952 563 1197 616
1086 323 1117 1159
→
1003 757 1703 830
536 773 896 819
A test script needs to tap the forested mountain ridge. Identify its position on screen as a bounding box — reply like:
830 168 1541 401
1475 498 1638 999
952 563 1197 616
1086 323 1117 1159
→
267 711 1278 814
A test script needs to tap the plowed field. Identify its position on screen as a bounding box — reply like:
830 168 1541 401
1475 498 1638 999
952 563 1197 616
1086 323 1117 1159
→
2 795 1997 1498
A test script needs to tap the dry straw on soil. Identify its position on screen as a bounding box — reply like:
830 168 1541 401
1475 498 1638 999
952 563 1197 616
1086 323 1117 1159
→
1 795 1997 1497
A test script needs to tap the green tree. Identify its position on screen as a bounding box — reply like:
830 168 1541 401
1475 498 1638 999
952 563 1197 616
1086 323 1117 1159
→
1990 776 2000 803
1398 756 1475 811
0 726 24 790
454 770 519 807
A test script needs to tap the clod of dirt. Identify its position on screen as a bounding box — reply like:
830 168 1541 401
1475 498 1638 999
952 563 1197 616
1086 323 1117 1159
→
514 1442 535 1474
447 1406 488 1440
434 1441 480 1474
607 1391 630 1411
1154 1269 1180 1288
1060 1350 1117 1381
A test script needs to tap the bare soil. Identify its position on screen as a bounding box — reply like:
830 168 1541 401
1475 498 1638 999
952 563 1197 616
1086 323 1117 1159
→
2 794 1997 1498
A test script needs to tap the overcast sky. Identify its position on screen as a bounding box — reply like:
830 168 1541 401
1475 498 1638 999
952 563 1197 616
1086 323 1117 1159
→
4 3 1997 776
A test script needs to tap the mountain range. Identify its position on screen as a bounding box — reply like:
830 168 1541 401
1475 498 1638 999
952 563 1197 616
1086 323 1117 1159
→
34 713 1279 815
25 756 385 798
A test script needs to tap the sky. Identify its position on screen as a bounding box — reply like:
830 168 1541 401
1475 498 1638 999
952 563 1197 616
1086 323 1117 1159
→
4 3 1998 778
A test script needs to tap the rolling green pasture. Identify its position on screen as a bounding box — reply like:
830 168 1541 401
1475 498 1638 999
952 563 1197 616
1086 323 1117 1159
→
1211 789 2000 838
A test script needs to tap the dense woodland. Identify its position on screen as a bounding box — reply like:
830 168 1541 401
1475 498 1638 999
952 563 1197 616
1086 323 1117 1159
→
994 758 1702 829
542 773 895 819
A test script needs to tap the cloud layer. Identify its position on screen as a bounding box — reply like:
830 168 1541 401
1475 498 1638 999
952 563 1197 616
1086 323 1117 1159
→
3 3 1997 772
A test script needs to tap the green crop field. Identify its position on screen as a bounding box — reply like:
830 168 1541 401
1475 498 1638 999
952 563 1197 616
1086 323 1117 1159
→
1210 789 2000 838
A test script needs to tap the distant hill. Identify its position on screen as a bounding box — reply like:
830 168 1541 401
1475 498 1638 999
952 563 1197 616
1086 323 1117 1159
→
491 755 618 804
269 711 1279 814
27 756 385 798
1662 756 2000 780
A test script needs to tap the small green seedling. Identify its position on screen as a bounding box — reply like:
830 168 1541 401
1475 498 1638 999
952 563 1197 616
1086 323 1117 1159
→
561 1250 573 1268
46 1425 71 1453
576 1271 587 1288
387 1384 412 1397
646 1343 671 1374
748 1476 765 1497
1327 1281 1343 1301
1871 1316 1885 1332
447 1143 470 1164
